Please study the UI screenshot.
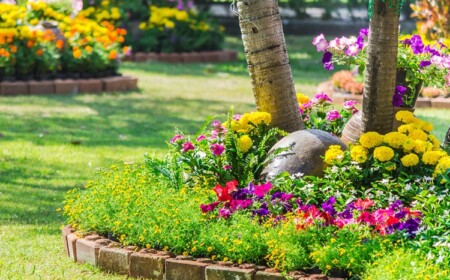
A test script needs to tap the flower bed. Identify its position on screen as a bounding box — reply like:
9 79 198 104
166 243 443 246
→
63 99 450 278
0 1 128 81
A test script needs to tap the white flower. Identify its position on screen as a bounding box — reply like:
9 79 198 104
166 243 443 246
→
381 179 390 185
405 183 412 191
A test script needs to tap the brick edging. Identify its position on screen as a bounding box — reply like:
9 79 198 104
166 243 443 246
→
62 225 336 280
317 81 450 109
0 76 138 96
124 50 238 64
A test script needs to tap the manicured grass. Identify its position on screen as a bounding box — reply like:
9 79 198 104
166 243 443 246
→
0 36 449 279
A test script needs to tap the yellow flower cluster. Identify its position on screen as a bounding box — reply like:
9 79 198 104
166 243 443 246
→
350 145 368 163
422 151 447 165
227 112 272 133
434 156 450 177
359 132 384 149
400 153 419 167
140 6 189 30
237 135 253 153
373 146 395 162
296 93 310 104
383 132 407 149
0 4 26 28
324 145 344 164
78 6 121 22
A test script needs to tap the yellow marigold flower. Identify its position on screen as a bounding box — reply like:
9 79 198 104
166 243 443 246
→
409 129 428 142
434 156 450 177
395 110 415 124
422 151 447 166
383 132 407 149
296 93 310 105
237 135 253 153
419 120 433 133
324 145 344 164
401 153 419 167
350 145 368 163
398 123 418 134
164 20 175 29
403 137 416 152
359 132 383 149
248 112 272 126
414 140 427 154
29 18 39 26
373 146 395 162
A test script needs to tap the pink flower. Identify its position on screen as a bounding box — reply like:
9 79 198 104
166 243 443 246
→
182 142 195 152
170 134 184 143
233 114 242 121
223 165 231 170
196 135 206 142
312 92 332 104
345 44 360 56
343 100 357 110
329 38 344 51
254 182 272 198
326 110 342 121
210 143 225 156
312 34 328 52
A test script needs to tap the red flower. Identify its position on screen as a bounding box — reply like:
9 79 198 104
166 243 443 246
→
213 180 238 202
354 198 374 211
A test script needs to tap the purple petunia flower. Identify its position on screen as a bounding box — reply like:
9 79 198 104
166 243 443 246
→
322 51 334 71
218 208 231 218
230 199 253 211
271 192 294 201
410 35 424 54
326 110 342 121
419 60 432 68
398 218 421 237
322 196 337 216
389 200 403 211
210 143 225 156
253 204 270 216
424 45 440 56
395 85 407 95
359 28 369 38
356 35 365 49
338 208 353 219
392 93 404 107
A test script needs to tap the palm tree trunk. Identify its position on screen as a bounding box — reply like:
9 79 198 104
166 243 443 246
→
361 0 400 134
236 0 304 133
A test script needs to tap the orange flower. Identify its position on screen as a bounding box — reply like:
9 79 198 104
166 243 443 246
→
6 37 13 43
73 49 82 59
27 40 35 48
108 50 117 60
36 49 44 56
85 45 93 53
117 36 124 43
10 45 17 53
56 39 64 49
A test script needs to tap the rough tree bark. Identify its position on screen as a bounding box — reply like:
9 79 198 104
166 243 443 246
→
236 0 304 133
361 0 400 134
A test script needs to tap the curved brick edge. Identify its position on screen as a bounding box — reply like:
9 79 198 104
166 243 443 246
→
125 50 238 64
61 225 339 280
317 81 450 109
0 76 138 96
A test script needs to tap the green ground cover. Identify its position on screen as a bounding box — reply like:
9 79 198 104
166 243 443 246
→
0 36 449 279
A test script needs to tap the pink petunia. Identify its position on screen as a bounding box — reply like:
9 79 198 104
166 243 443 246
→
343 100 357 110
312 34 328 52
312 92 332 104
326 110 342 121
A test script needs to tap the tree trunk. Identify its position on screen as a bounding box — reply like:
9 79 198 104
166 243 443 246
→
361 0 400 134
236 0 304 133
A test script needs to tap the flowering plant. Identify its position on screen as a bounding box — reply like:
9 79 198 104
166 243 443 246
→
152 110 286 188
313 29 450 107
134 5 224 53
296 92 359 137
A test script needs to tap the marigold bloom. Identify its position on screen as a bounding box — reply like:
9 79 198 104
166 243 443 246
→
324 145 344 164
434 156 450 177
350 145 368 163
56 39 64 49
373 146 394 162
296 93 310 105
359 132 383 149
383 132 407 149
422 151 447 165
36 49 43 56
237 135 253 153
108 49 117 60
26 40 35 48
401 153 419 167
73 49 82 59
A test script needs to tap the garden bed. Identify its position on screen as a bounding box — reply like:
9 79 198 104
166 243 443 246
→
317 81 450 109
62 225 331 280
124 50 238 64
0 76 138 96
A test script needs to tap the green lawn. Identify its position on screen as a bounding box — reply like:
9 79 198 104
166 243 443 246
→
0 36 449 279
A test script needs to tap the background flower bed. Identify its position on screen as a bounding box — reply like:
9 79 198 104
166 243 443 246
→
0 1 127 81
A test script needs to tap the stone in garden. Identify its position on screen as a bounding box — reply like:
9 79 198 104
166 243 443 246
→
129 251 170 280
98 247 132 275
76 238 101 266
206 265 255 280
261 129 347 180
255 270 285 280
165 259 211 280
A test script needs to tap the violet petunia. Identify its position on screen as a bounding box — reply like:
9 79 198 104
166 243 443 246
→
322 51 334 71
410 35 424 54
395 85 407 95
392 93 404 107
419 60 432 68
321 196 337 216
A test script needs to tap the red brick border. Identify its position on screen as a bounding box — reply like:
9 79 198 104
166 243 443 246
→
317 81 450 109
128 50 238 64
62 226 332 279
0 76 138 97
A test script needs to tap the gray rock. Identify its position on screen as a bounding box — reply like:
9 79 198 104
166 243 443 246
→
260 129 347 180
